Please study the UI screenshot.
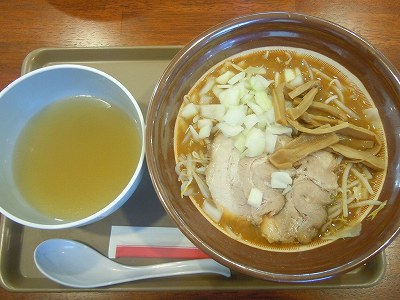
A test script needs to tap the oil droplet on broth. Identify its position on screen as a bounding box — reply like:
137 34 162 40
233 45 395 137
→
13 96 141 221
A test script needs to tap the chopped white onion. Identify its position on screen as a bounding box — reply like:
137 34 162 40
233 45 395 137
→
254 90 273 111
289 74 304 87
198 124 212 139
199 94 212 104
250 74 273 91
245 66 266 75
364 107 380 125
244 113 259 129
288 68 304 86
234 133 246 152
199 77 216 95
217 122 244 137
247 187 263 208
228 71 246 85
216 70 235 84
271 171 293 189
295 67 301 77
284 68 296 82
192 114 200 123
266 108 276 124
212 85 223 97
241 92 255 104
223 106 246 126
265 131 278 154
267 124 292 136
181 103 198 119
247 101 264 115
199 104 226 121
245 127 265 157
230 63 245 72
218 85 241 106
236 81 250 98
202 200 223 223
364 107 379 120
197 118 213 128
217 84 232 89
256 111 271 129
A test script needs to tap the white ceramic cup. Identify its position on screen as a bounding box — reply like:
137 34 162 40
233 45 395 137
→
0 64 145 229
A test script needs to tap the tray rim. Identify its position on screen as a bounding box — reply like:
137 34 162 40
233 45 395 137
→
20 45 184 74
0 45 388 292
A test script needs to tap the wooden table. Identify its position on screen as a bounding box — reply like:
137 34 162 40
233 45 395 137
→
0 1 399 299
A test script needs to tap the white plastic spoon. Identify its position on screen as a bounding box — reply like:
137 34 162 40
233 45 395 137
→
34 239 231 288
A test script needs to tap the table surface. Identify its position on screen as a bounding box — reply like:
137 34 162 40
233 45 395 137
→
0 1 399 299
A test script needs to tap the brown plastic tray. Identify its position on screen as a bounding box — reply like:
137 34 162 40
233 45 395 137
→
0 47 386 292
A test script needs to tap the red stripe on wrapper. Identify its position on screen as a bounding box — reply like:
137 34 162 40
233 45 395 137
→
115 245 209 259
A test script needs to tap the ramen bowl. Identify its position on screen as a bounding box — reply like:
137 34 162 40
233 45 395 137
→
0 64 145 229
146 12 400 282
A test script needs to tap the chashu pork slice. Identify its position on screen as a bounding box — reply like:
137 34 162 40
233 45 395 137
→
261 177 334 244
205 134 247 216
261 150 338 244
296 150 338 192
205 134 285 225
239 155 288 222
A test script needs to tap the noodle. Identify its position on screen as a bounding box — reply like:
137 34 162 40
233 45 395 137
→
341 163 353 217
302 59 314 80
324 95 338 104
328 78 344 91
312 67 333 81
333 98 360 119
351 168 374 194
285 51 293 65
348 200 383 208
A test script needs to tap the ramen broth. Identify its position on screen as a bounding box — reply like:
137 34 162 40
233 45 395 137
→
174 47 387 251
13 96 141 221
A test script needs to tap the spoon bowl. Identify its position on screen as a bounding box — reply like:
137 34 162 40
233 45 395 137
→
34 239 231 288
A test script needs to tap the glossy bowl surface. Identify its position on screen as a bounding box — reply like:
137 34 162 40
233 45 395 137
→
146 12 400 282
0 64 145 229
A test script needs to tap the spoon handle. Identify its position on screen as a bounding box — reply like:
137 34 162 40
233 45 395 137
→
116 259 231 283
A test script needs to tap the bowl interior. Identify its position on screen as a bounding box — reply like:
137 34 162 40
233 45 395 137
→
146 12 400 281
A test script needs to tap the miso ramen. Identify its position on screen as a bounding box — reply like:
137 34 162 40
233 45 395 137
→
174 47 387 252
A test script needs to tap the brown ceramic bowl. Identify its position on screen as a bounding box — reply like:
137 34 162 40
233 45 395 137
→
146 12 400 282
